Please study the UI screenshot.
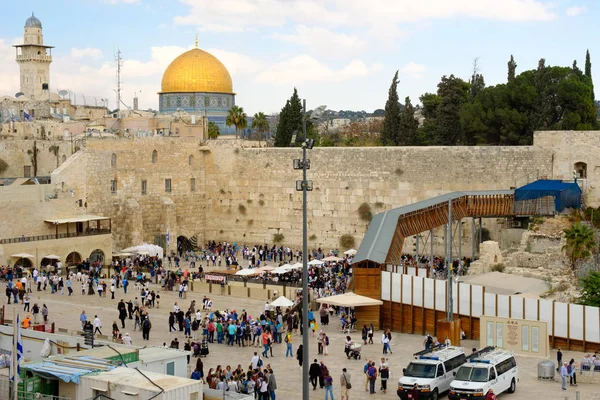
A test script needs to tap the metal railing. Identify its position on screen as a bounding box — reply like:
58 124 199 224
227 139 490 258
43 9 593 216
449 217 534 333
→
1 229 111 244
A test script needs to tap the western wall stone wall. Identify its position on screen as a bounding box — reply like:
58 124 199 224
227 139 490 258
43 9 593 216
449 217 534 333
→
0 139 72 177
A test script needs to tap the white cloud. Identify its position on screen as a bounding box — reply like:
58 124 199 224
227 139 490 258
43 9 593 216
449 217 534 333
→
566 6 586 17
70 48 103 60
174 0 556 33
255 55 374 85
272 25 367 58
401 62 426 79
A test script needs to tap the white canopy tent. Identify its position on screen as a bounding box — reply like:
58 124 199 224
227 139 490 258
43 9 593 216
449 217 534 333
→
307 259 324 266
42 254 61 260
315 292 383 307
235 268 260 276
271 265 293 274
270 296 295 308
120 243 163 258
11 253 34 258
322 256 343 262
343 249 357 256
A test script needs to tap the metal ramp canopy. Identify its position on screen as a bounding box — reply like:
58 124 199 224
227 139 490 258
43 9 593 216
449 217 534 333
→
352 190 515 266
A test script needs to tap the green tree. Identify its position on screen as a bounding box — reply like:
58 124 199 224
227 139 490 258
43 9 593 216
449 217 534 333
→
578 271 600 307
207 121 220 139
585 49 592 78
251 111 269 147
381 71 401 145
435 75 470 145
563 222 596 273
226 105 248 139
274 88 303 147
398 96 419 145
507 55 517 83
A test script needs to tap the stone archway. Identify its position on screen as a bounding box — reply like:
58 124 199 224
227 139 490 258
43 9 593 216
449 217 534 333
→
177 235 196 255
90 249 105 265
65 251 82 266
14 258 32 268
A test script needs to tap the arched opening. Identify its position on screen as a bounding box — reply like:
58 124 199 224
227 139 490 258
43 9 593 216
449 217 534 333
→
111 153 117 167
152 150 158 164
574 162 587 179
65 251 82 266
62 155 67 164
177 235 196 255
90 249 105 265
14 258 32 268
189 155 193 166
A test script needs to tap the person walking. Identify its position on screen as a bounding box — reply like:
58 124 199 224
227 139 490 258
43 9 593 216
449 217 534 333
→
142 317 151 340
379 359 389 394
93 315 102 335
560 361 568 390
41 304 49 322
296 344 304 367
267 368 277 400
485 388 496 400
118 304 127 329
32 303 39 324
367 362 377 394
285 331 293 358
80 310 87 329
323 370 334 400
23 293 30 312
309 359 321 390
340 368 351 400
568 358 578 386
557 348 563 372
410 383 420 399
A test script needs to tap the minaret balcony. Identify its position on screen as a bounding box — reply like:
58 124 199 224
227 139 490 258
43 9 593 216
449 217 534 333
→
16 54 52 62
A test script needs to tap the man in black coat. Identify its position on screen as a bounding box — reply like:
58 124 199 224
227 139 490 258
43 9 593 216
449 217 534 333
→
309 359 321 390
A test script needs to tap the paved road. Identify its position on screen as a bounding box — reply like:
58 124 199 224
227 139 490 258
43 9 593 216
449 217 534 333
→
11 276 599 400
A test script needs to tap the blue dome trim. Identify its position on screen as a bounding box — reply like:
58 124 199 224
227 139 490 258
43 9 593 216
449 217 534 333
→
25 12 42 28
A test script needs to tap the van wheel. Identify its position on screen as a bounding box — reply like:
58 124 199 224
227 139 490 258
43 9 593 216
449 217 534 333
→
508 378 516 393
431 389 439 400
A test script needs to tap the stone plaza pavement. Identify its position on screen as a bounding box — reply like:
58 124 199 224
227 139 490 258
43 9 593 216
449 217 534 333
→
10 279 599 400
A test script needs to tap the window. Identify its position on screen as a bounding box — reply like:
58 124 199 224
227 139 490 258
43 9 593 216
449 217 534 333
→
111 179 117 193
489 368 496 380
522 325 529 352
443 354 466 372
436 364 444 377
574 162 587 179
23 166 31 177
165 179 172 192
166 361 175 376
141 180 147 195
190 178 196 192
111 153 117 167
189 155 194 166
152 150 158 164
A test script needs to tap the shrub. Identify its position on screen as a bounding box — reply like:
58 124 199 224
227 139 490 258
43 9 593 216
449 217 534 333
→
238 204 247 215
219 188 226 195
259 193 265 198
273 233 284 243
357 203 373 222
374 202 384 208
234 148 240 154
340 234 356 249
394 167 403 176
0 159 8 174
219 229 223 234
247 199 253 204
491 263 505 273
247 219 254 226
309 234 317 241
258 199 265 206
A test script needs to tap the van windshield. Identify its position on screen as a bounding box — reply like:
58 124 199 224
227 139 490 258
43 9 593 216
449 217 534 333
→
455 366 489 382
405 363 436 379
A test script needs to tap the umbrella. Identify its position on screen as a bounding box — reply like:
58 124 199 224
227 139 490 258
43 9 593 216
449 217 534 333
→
344 249 357 256
270 296 294 308
272 265 293 274
236 268 260 276
290 263 304 270
256 265 275 273
11 253 34 258
322 256 342 262
315 292 383 307
307 259 324 266
117 252 133 257
42 254 61 260
136 250 150 255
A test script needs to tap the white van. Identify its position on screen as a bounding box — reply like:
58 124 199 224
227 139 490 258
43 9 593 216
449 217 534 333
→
449 347 518 399
397 345 467 400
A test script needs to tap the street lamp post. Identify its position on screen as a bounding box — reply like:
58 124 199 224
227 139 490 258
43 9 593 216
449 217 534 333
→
294 100 326 400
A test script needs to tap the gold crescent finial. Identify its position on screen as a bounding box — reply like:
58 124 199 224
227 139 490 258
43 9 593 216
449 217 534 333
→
195 33 198 49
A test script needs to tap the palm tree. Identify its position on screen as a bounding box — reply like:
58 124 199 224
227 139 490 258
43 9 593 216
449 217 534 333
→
563 222 596 273
226 105 248 139
207 121 220 139
252 112 270 147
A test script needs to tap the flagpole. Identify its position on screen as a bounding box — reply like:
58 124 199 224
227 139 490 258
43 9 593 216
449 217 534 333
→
12 308 17 400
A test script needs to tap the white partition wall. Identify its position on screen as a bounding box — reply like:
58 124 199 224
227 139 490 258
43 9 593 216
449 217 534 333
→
423 278 435 309
510 296 524 319
484 292 496 316
554 302 568 337
525 298 538 321
392 273 401 302
459 283 471 316
381 271 391 301
471 285 483 317
569 304 584 341
585 306 600 344
413 276 423 307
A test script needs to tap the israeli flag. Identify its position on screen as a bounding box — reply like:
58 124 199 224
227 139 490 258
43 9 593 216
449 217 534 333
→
166 226 170 246
23 110 32 122
10 314 23 383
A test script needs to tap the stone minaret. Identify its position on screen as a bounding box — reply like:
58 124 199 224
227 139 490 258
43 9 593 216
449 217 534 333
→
13 13 53 100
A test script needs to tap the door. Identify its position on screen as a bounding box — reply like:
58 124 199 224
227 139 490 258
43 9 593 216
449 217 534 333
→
436 364 449 393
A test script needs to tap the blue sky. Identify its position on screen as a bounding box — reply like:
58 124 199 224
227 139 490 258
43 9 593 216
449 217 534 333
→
0 0 598 114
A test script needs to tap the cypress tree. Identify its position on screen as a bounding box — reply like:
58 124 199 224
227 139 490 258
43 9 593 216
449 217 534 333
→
274 88 303 147
381 71 401 145
507 55 517 83
398 96 419 146
585 50 592 78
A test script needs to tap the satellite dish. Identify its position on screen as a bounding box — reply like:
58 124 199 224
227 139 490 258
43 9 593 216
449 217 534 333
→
15 92 24 98
58 90 68 97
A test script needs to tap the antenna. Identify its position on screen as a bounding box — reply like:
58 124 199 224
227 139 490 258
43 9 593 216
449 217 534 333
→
115 49 123 112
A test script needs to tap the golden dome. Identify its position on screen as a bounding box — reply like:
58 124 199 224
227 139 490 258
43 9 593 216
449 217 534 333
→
160 48 233 94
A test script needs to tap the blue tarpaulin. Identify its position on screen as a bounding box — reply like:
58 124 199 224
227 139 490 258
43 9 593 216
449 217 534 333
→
514 180 581 212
